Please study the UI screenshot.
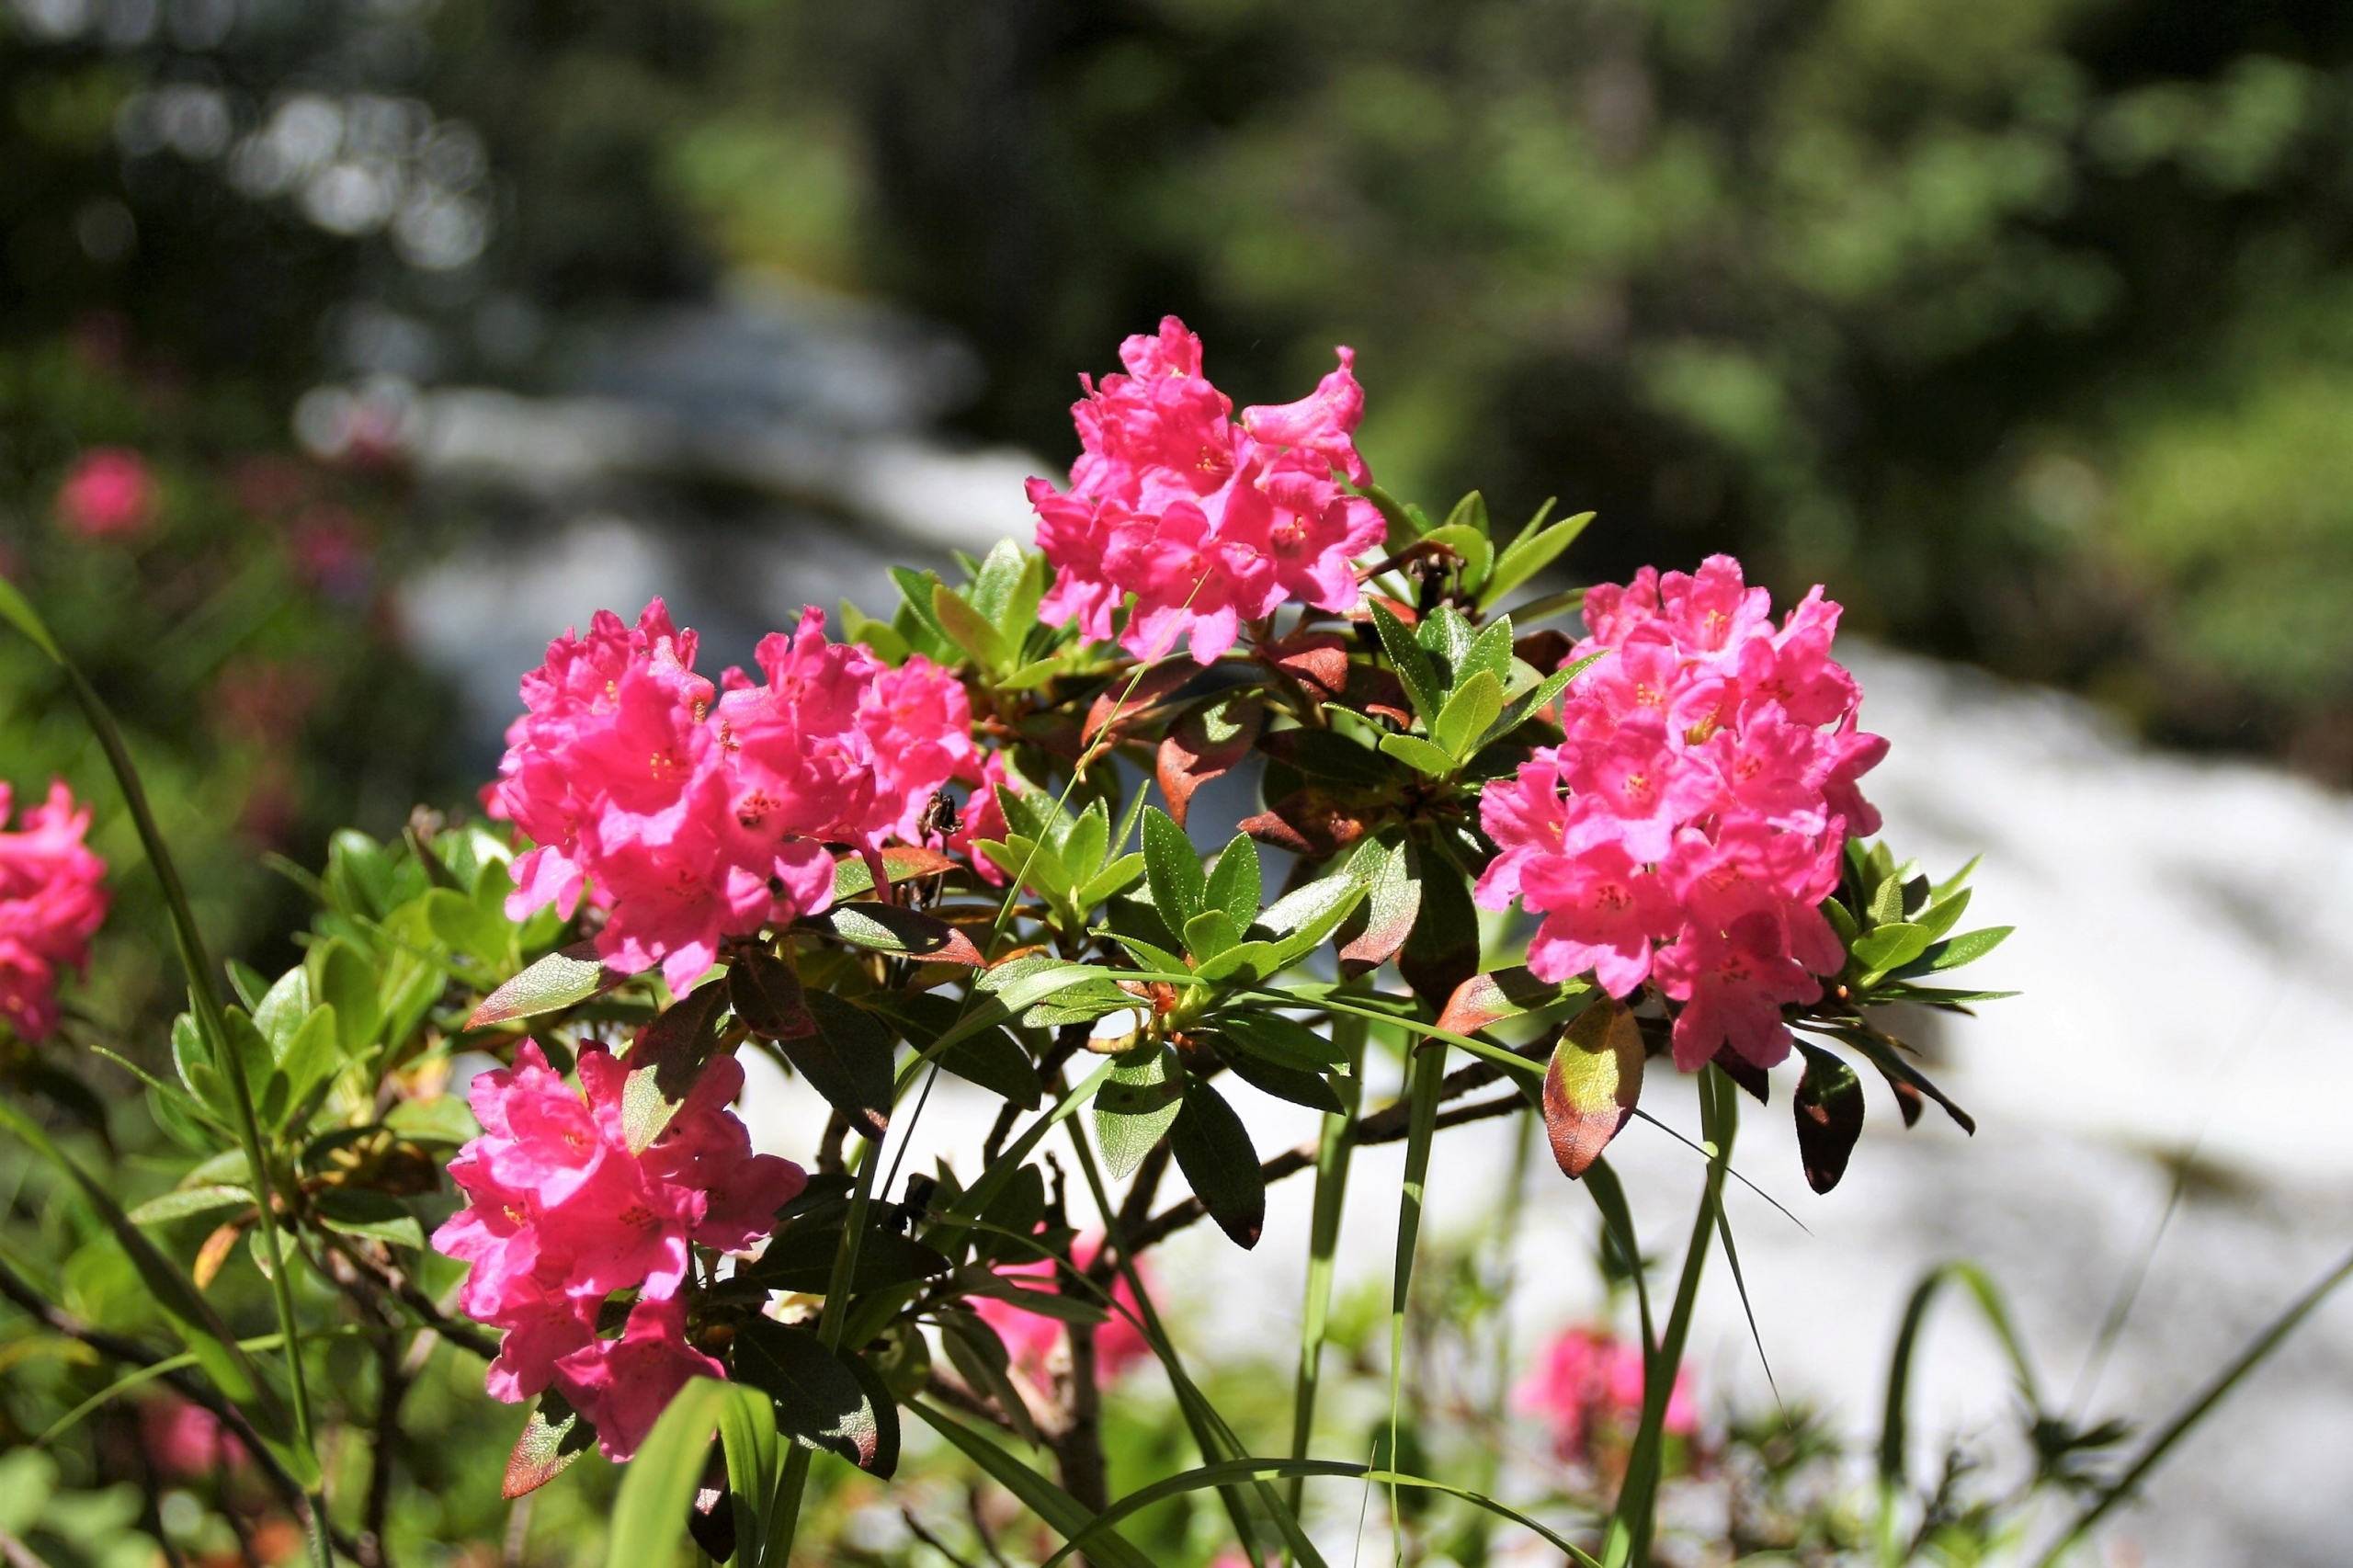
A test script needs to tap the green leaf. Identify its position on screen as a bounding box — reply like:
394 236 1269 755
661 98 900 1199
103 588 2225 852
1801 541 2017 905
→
1867 865 1907 927
800 903 984 964
952 1264 1111 1324
1433 669 1504 759
625 981 731 1103
1094 1043 1183 1179
837 1352 904 1483
126 1186 252 1225
1481 511 1594 608
968 538 1029 626
906 1401 1157 1568
979 834 1074 900
932 583 1012 670
1259 865 1373 963
1215 1045 1344 1113
1912 926 2013 972
1541 997 1643 1178
604 1377 734 1568
426 886 512 966
1397 841 1481 1007
1418 522 1493 594
313 1187 426 1247
781 992 899 1141
841 597 912 664
745 1226 952 1294
731 948 815 1040
468 941 616 1028
1792 1044 1865 1194
1849 921 1933 980
1142 807 1206 929
1483 663 1577 747
1214 1009 1351 1069
734 1319 886 1469
1415 603 1475 679
251 965 312 1052
1379 732 1460 777
829 846 959 901
1074 852 1147 907
936 1311 1040 1446
271 1005 343 1124
1912 885 1972 942
1191 940 1285 984
1183 909 1242 961
312 937 381 1056
1201 835 1261 930
1369 601 1443 723
859 992 1042 1109
1169 1079 1266 1248
715 1381 782 1564
889 566 953 644
1063 799 1110 886
1258 726 1398 788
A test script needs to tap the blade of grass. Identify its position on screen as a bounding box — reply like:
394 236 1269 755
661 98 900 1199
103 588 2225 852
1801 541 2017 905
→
1386 1040 1447 1564
0 578 322 1551
1606 1065 1733 1568
2029 1243 2353 1568
1285 989 1368 1547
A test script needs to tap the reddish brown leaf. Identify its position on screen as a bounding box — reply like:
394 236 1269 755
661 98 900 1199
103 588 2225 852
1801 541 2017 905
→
1711 1044 1771 1105
1155 692 1266 828
1435 966 1591 1037
1267 631 1351 699
1366 595 1419 626
1240 790 1370 859
1542 998 1644 1179
1512 630 1574 670
1083 662 1197 744
503 1400 591 1499
1335 836 1416 975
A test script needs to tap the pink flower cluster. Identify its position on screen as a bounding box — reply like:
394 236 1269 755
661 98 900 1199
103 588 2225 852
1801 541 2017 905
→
972 1235 1150 1389
1516 1326 1698 1463
0 781 109 1042
54 448 157 540
432 1044 806 1461
490 601 975 991
1476 556 1886 1071
1028 317 1386 665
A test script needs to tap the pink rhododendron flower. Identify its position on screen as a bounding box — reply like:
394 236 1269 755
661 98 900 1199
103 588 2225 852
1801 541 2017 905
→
0 780 110 1042
971 1235 1150 1387
1477 556 1882 1068
490 600 974 991
54 447 157 540
432 1041 804 1460
1517 1326 1697 1463
1029 316 1383 664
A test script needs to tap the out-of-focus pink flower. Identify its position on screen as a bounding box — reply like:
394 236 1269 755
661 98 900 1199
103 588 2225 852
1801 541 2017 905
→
0 781 109 1042
431 1042 803 1460
1477 554 1883 1068
54 448 158 540
288 505 375 603
142 1395 245 1477
1516 1326 1697 1464
970 1235 1151 1386
1030 317 1382 664
490 600 974 994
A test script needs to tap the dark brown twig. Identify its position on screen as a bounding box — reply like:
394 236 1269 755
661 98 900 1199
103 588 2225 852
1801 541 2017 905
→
314 1232 501 1361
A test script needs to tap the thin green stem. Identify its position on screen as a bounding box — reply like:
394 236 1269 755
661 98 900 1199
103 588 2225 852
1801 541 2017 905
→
1385 1041 1447 1565
1606 1067 1734 1568
764 1143 881 1564
1284 991 1368 1548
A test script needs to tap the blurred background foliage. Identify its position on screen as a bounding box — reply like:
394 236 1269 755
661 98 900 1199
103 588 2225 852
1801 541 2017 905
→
13 0 2353 784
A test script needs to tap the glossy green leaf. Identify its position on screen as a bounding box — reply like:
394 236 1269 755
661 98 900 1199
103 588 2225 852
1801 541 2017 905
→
782 991 899 1141
1142 807 1206 929
1433 668 1504 759
1370 600 1443 722
1169 1079 1266 1248
1379 733 1460 777
1094 1042 1183 1178
1201 835 1261 929
467 941 615 1028
1481 510 1595 608
734 1319 884 1469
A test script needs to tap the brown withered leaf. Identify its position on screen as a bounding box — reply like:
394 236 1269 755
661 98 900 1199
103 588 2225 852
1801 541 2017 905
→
1156 691 1266 829
192 1220 245 1290
1512 630 1574 671
1266 630 1351 699
1542 997 1644 1178
1082 661 1197 744
1240 789 1371 859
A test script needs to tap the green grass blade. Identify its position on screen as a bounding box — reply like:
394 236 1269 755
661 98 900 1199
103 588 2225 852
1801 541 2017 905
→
605 1377 735 1568
907 1400 1158 1568
1286 994 1368 1539
1386 1042 1447 1562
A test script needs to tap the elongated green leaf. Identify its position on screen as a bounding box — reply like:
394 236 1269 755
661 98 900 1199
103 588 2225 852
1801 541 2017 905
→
937 1309 1040 1447
859 992 1041 1108
1480 511 1595 608
1435 966 1594 1037
733 1319 882 1469
1379 732 1459 777
801 903 985 964
968 538 1028 626
468 941 616 1028
1039 1457 1604 1568
905 1401 1157 1568
830 846 959 901
1183 909 1242 960
1169 1079 1266 1248
605 1377 734 1568
716 1381 781 1568
312 1188 425 1247
126 1185 252 1225
932 583 1011 670
1214 1046 1343 1113
1436 670 1506 758
1142 807 1206 928
743 1226 951 1294
505 1392 597 1500
1911 926 2012 972
1094 1043 1183 1179
1202 835 1261 929
783 991 899 1141
1879 1262 2041 1494
1370 600 1443 722
731 949 814 1040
